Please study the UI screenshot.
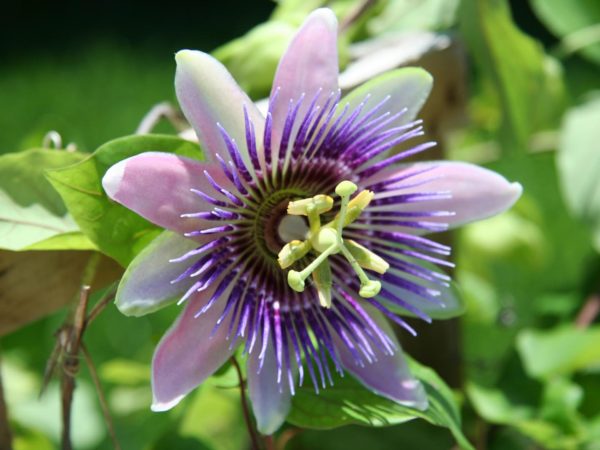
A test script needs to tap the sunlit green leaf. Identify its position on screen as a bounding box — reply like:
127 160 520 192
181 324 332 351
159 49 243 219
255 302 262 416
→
288 356 474 449
557 96 600 252
47 134 202 266
517 326 600 378
369 0 459 33
0 148 95 251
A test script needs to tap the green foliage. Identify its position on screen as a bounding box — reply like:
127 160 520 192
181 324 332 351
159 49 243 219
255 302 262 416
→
517 326 600 379
3 1 600 449
0 148 94 251
47 134 202 266
179 370 248 450
459 0 567 154
0 45 174 155
214 22 296 98
467 379 593 450
530 0 600 64
369 0 459 33
557 96 600 251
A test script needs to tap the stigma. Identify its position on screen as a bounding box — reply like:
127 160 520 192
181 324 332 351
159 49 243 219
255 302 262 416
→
277 180 389 308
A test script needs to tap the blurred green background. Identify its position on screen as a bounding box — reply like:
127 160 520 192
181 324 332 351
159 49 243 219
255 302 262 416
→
1 0 600 449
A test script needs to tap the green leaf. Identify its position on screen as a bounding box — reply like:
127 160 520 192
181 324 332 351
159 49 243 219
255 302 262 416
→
540 378 583 428
467 382 534 424
0 148 96 251
99 358 150 385
530 0 600 64
180 366 247 450
214 21 296 98
459 0 566 153
288 356 474 450
517 325 600 379
369 0 459 33
47 134 202 266
557 96 600 252
24 231 95 250
468 379 589 449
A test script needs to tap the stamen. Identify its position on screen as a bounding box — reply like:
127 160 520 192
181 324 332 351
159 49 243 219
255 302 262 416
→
278 180 390 304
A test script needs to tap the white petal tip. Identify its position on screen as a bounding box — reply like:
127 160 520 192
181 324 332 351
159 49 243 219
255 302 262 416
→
257 419 286 436
175 50 218 74
151 394 185 412
115 300 150 317
102 161 125 200
395 381 429 411
115 293 173 317
310 8 338 27
175 49 199 63
508 182 523 203
491 180 523 217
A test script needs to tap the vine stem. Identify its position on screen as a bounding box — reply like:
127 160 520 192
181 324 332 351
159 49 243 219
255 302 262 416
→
264 435 276 450
230 356 262 450
575 293 600 329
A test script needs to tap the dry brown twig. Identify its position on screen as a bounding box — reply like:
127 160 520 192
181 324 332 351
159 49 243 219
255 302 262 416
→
41 277 120 450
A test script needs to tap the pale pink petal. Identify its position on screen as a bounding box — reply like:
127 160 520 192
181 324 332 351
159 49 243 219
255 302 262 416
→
116 231 200 317
151 281 237 411
269 8 339 151
365 162 522 229
340 67 433 130
335 305 427 409
102 152 227 236
175 50 265 166
247 343 292 435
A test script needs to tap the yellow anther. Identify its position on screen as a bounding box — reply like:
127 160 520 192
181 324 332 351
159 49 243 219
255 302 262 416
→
335 190 374 228
345 239 389 274
348 190 374 211
287 194 333 216
278 240 311 269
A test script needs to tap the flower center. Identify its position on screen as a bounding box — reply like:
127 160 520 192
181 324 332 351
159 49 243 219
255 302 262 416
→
253 188 306 257
253 157 356 261
277 180 390 308
277 215 309 243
